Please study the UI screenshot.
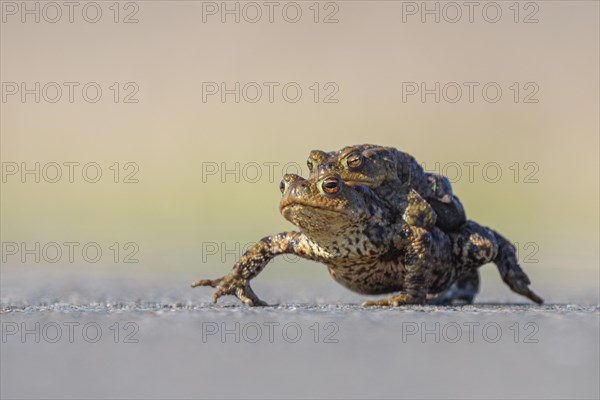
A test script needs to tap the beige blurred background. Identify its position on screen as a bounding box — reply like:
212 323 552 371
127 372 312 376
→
1 1 598 298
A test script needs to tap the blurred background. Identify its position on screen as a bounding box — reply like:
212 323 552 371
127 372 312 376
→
2 1 598 288
1 1 598 399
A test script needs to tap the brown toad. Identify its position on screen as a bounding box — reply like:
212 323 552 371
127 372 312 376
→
192 173 542 306
307 144 473 302
307 144 466 232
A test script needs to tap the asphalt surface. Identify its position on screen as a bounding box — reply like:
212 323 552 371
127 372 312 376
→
1 269 599 400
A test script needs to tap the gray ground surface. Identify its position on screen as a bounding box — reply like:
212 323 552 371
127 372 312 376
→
1 268 599 400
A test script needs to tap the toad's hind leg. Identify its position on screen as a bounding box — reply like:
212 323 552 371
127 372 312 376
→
430 269 480 305
426 174 467 231
439 221 497 305
452 222 543 304
452 221 498 268
491 229 544 304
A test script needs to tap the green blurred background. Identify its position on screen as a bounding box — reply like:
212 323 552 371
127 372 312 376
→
1 1 598 297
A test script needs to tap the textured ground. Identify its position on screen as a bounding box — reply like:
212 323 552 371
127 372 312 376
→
1 268 599 400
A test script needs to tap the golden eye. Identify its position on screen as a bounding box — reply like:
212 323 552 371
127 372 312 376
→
321 176 340 194
279 180 286 194
307 158 314 172
346 152 363 169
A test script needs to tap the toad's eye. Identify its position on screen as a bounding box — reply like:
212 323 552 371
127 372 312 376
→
279 180 286 194
321 176 340 194
307 158 314 172
346 152 363 169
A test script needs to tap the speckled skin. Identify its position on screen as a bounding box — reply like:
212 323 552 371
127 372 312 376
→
307 144 466 232
307 144 472 302
192 174 543 306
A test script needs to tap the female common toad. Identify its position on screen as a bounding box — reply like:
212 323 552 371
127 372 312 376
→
192 172 542 306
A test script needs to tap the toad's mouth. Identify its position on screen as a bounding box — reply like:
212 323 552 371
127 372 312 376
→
279 199 344 215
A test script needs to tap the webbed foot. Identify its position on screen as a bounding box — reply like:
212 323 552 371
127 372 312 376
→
491 230 544 305
362 293 423 307
429 269 480 305
502 270 544 304
192 272 268 306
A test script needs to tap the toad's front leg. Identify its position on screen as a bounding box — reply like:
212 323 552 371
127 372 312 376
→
363 225 432 307
402 189 437 230
191 273 268 306
192 231 319 306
